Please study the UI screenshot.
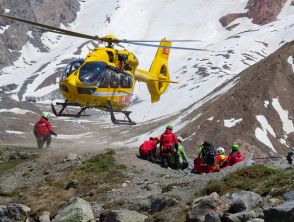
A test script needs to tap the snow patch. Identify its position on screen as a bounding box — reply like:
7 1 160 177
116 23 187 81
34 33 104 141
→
4 9 10 13
0 25 9 34
56 132 93 140
255 115 276 152
0 108 35 115
27 31 33 38
288 56 294 73
224 118 242 127
272 98 294 134
207 116 214 121
5 130 24 135
264 100 269 108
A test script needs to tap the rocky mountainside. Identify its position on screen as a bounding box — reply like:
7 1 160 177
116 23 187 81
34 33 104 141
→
179 41 294 156
0 0 79 68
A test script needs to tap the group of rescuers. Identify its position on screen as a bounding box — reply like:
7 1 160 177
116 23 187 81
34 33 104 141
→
139 124 244 173
33 113 243 173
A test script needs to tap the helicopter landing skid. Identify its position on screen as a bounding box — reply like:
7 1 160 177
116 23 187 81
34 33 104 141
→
107 101 136 125
51 100 90 117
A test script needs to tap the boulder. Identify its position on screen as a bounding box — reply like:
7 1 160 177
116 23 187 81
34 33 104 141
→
263 200 294 222
222 210 256 222
283 190 294 201
204 212 221 222
39 211 50 222
247 219 264 222
225 191 262 211
150 194 178 214
187 192 230 222
52 197 94 222
129 194 178 214
101 209 148 222
0 203 31 222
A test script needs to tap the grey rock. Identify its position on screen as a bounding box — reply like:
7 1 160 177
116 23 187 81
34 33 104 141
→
283 190 294 201
204 212 221 222
129 194 178 214
150 194 178 214
222 210 256 222
101 209 148 222
247 219 264 222
225 191 262 211
187 192 231 222
52 197 94 222
228 200 246 213
263 200 294 222
0 203 31 222
39 211 50 222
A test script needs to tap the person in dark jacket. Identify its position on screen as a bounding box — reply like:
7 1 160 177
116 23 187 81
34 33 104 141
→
160 125 178 168
34 112 57 148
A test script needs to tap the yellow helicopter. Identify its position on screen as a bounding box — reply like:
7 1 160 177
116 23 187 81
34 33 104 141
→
0 14 206 125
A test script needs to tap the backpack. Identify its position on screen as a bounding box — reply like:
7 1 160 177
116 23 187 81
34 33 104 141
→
201 142 216 166
161 133 175 153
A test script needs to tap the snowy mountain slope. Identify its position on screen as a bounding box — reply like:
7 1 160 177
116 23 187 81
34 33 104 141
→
0 0 294 153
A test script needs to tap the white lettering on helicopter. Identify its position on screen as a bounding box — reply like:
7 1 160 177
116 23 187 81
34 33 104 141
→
163 48 169 55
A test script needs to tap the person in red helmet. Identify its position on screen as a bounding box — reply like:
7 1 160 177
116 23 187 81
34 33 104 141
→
225 144 243 166
34 112 57 148
160 125 178 168
139 137 159 163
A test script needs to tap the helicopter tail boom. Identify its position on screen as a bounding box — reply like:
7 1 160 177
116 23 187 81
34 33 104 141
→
135 38 172 103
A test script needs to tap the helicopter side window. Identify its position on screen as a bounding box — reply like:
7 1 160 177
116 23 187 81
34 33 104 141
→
110 71 120 88
120 73 132 88
99 69 111 88
61 59 84 81
79 62 107 86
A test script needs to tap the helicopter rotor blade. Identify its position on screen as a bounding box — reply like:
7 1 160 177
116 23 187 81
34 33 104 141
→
122 39 203 43
0 14 102 41
125 41 211 51
0 14 209 51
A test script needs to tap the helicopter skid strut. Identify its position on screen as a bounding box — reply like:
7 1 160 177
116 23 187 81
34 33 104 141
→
51 100 90 118
51 100 136 125
107 101 136 125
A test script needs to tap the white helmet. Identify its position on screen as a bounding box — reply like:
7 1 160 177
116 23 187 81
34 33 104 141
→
217 147 225 155
177 136 183 143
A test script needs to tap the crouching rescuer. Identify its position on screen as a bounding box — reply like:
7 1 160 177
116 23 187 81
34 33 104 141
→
34 112 57 148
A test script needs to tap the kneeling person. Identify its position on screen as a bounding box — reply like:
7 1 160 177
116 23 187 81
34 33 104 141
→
139 137 159 163
169 136 188 170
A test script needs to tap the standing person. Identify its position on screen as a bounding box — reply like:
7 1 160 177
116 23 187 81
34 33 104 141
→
225 144 243 166
169 136 188 170
34 112 57 148
139 137 159 163
160 125 178 168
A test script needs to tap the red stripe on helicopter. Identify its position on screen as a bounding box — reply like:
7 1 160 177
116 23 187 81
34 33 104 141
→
163 47 169 55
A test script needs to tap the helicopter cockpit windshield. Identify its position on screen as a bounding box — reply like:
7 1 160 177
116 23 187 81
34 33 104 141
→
79 62 133 88
61 59 84 81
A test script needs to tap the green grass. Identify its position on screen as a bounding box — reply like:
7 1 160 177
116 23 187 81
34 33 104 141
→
201 164 294 197
16 151 127 215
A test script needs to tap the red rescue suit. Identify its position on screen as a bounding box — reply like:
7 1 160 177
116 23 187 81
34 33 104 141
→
226 151 243 166
34 117 54 138
192 157 217 174
160 129 178 158
139 138 158 157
